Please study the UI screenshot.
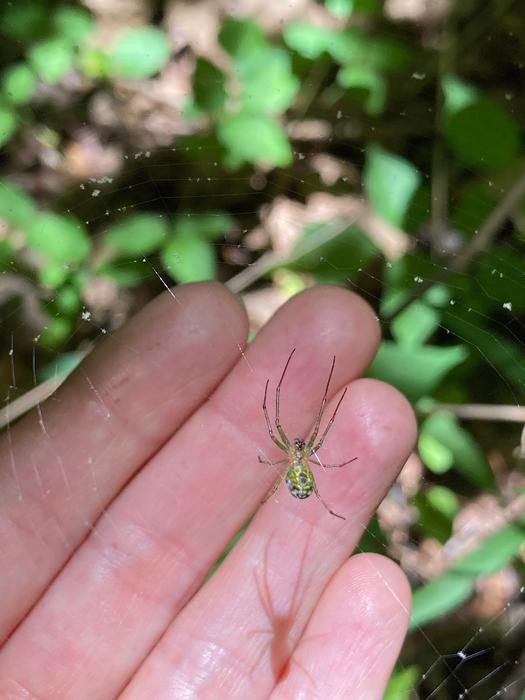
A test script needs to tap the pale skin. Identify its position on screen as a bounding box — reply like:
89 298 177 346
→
0 283 416 699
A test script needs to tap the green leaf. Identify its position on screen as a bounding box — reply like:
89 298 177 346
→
0 105 18 147
452 524 525 576
418 433 454 474
442 75 479 115
410 572 474 629
52 6 94 44
173 212 234 240
325 0 354 17
26 213 91 266
384 666 420 700
40 316 73 347
40 262 69 289
161 233 216 284
473 246 525 312
426 485 459 518
285 25 407 69
289 223 378 282
0 179 36 227
337 64 386 115
424 284 451 308
363 35 410 71
0 240 12 268
331 30 409 70
356 513 388 554
236 46 299 115
354 0 382 13
2 0 49 40
55 285 81 314
29 38 74 84
98 261 148 287
363 145 421 226
219 18 266 58
2 63 36 105
420 412 495 489
391 301 440 347
449 181 496 237
444 308 525 391
283 23 339 60
380 253 438 317
314 27 363 65
368 342 468 401
104 213 168 256
415 486 458 543
445 99 520 170
193 58 226 118
78 48 109 80
411 522 525 629
218 112 292 168
109 27 171 79
38 351 85 382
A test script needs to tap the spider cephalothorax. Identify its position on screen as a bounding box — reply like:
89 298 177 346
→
258 349 357 519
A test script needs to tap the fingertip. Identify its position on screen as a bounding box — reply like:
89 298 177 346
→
262 285 382 380
167 280 249 334
345 377 418 465
296 285 381 352
348 552 412 627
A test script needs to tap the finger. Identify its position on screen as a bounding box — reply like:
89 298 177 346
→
0 287 380 698
0 282 248 641
271 554 411 700
119 378 416 699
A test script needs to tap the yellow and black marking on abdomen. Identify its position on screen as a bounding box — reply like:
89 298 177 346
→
286 463 315 499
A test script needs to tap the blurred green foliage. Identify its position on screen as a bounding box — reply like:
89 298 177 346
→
0 1 524 695
109 27 171 79
411 522 525 629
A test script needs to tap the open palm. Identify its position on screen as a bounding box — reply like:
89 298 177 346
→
0 283 416 699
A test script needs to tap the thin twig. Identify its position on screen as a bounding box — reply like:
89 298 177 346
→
445 492 525 566
227 200 411 295
417 402 525 423
0 376 64 430
384 168 525 319
451 170 525 271
226 218 353 294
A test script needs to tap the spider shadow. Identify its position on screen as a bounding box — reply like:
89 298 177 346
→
248 528 317 690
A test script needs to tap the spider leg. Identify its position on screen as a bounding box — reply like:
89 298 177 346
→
311 386 348 453
274 349 295 447
306 355 336 450
263 378 287 451
309 456 357 469
261 472 286 504
258 456 288 466
313 482 345 520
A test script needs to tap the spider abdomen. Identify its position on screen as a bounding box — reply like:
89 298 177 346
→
286 463 314 500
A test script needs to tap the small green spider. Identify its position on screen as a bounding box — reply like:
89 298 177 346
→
259 348 356 519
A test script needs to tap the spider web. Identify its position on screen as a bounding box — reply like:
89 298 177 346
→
1 1 525 698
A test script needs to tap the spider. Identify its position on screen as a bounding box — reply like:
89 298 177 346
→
258 348 356 519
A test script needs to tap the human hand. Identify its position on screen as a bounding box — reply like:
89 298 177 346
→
0 283 416 699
